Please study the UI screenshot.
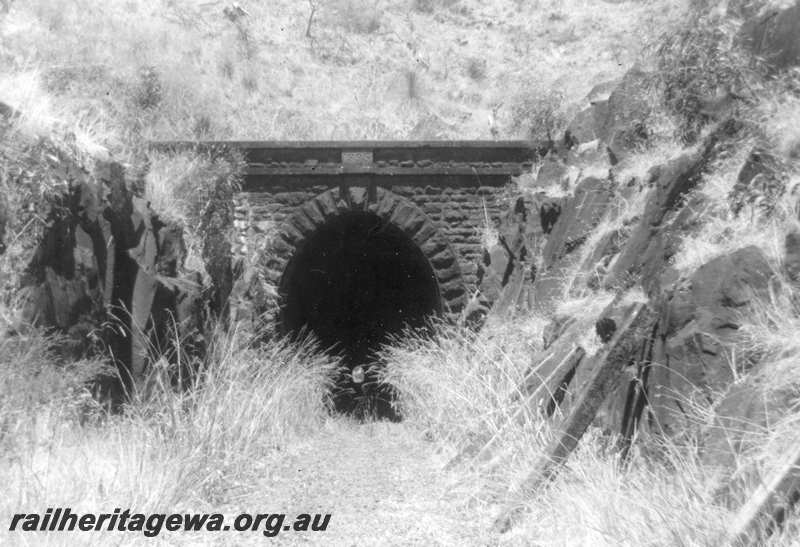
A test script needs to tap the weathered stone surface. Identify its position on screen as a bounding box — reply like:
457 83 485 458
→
586 79 619 105
566 106 601 145
638 193 705 297
542 177 613 268
12 153 207 394
604 121 741 290
598 67 653 159
703 379 792 475
574 227 625 291
532 177 613 314
785 229 800 284
648 246 776 437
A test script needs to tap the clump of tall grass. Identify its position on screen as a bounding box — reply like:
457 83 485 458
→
508 429 734 546
133 325 340 456
378 308 740 543
378 316 560 502
0 327 109 452
0 321 340 532
379 317 546 444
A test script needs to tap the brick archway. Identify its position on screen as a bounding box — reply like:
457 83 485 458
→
265 186 467 319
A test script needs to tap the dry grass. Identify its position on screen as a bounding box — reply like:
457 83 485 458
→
0 321 340 545
0 0 685 151
670 143 798 274
4 0 800 544
379 283 800 545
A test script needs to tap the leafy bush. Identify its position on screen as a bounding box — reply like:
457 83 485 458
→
654 14 760 143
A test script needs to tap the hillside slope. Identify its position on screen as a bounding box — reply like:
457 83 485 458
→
0 0 684 151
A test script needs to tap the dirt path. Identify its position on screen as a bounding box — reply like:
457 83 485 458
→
251 420 497 546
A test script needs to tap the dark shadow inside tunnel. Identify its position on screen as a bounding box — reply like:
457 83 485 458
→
279 211 441 420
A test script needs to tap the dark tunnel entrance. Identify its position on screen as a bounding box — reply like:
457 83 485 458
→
280 211 442 419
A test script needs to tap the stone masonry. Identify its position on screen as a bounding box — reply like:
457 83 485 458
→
157 141 541 320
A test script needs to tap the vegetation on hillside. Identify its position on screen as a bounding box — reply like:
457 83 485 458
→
2 0 800 545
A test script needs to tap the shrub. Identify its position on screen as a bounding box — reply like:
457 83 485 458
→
133 66 162 111
654 14 760 143
466 57 487 81
509 88 566 142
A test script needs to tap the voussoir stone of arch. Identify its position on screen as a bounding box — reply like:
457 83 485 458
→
347 187 369 209
289 206 318 235
300 197 328 226
412 222 439 247
389 202 427 237
315 189 341 217
279 222 306 246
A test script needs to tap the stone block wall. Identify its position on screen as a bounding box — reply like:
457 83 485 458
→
232 179 513 314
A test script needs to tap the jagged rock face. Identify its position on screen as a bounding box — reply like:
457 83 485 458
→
599 67 653 161
532 177 614 314
15 152 205 394
739 1 800 73
565 79 616 144
566 103 608 145
604 121 741 292
494 104 782 440
560 68 654 165
649 246 775 436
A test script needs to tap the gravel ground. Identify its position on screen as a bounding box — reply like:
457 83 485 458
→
245 420 498 546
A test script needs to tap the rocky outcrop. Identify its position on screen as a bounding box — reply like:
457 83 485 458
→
604 120 742 293
5 138 206 395
598 68 654 162
491 29 793 448
649 246 776 436
532 177 614 314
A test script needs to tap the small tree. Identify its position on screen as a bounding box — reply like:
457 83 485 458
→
509 89 566 143
306 0 320 38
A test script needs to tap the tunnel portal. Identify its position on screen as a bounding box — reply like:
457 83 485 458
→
149 141 543 418
280 211 441 417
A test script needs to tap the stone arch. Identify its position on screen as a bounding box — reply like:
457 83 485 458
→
264 186 467 321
